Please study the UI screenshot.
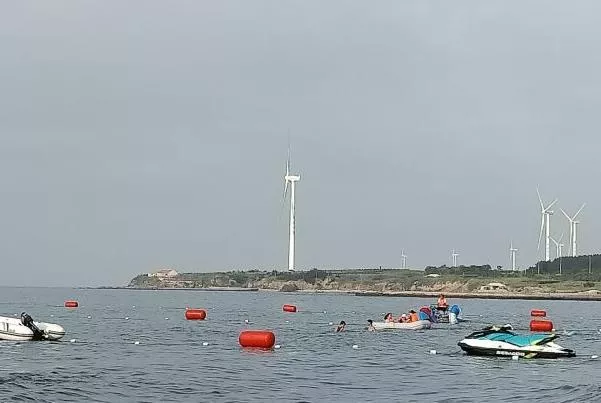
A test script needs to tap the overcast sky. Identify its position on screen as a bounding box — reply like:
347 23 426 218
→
2 1 601 286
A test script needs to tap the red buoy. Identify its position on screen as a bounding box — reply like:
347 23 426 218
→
530 319 553 332
239 330 276 349
530 309 547 317
185 309 207 320
64 300 78 308
282 304 297 313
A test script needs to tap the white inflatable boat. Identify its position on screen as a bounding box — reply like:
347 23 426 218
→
0 313 65 341
372 320 431 330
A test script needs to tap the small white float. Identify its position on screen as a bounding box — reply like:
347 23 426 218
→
372 320 432 330
0 313 65 341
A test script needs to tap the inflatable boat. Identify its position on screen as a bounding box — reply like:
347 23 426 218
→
372 320 431 330
458 325 575 359
0 313 65 341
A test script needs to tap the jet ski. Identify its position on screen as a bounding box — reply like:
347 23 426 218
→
457 325 575 359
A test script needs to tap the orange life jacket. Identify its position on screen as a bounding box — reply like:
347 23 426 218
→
410 312 419 322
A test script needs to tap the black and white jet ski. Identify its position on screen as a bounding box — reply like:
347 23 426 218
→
458 325 575 359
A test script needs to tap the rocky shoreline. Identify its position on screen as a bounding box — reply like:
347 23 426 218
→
353 290 601 301
92 285 601 301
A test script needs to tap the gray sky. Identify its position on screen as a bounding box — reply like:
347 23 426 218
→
2 1 601 286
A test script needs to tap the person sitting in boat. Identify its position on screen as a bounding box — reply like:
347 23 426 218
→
366 319 375 332
336 321 346 332
384 313 394 323
437 294 449 311
399 313 408 323
409 310 419 322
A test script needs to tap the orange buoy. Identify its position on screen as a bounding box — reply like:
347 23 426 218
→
530 319 553 332
530 309 547 317
283 304 297 313
239 330 276 349
64 300 78 308
185 308 207 320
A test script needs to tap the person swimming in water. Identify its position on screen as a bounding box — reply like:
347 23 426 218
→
366 319 375 331
336 320 346 332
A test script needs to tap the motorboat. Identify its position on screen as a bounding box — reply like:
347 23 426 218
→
458 325 575 359
0 313 65 341
371 320 431 330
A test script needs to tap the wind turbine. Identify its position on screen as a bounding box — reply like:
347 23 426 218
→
283 147 300 271
550 233 564 259
537 188 558 262
509 241 518 271
560 203 585 257
451 249 459 267
401 250 407 269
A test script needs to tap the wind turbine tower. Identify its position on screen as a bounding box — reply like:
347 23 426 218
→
452 249 459 267
561 204 585 257
401 250 407 269
510 241 518 271
550 233 564 259
283 149 301 271
537 188 558 262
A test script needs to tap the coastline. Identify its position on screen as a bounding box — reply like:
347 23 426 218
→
83 286 601 301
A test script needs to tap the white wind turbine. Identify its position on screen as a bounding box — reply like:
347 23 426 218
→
283 148 300 271
509 241 518 271
560 204 585 257
537 188 558 262
451 249 459 267
550 233 564 259
401 250 407 269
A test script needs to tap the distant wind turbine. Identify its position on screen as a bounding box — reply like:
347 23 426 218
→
550 233 564 259
283 146 300 271
509 241 518 271
451 249 459 267
561 203 585 257
537 188 558 262
401 250 407 269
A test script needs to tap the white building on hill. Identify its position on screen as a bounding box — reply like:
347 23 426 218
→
148 269 179 278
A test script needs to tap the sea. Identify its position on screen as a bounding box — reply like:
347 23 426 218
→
0 287 600 402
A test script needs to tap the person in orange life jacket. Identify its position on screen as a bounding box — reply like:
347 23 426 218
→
437 294 448 310
409 310 419 322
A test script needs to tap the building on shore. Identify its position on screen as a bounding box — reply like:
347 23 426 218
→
148 269 179 278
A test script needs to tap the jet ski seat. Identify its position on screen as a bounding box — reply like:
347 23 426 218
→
484 333 557 347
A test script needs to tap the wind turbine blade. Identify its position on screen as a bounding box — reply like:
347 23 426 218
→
560 208 571 221
536 187 544 210
537 216 544 251
558 233 564 243
573 203 586 219
286 153 290 177
547 198 558 210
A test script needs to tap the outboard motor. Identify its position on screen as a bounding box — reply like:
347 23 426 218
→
20 312 45 341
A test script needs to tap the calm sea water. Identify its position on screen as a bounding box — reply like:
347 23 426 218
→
0 287 600 402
